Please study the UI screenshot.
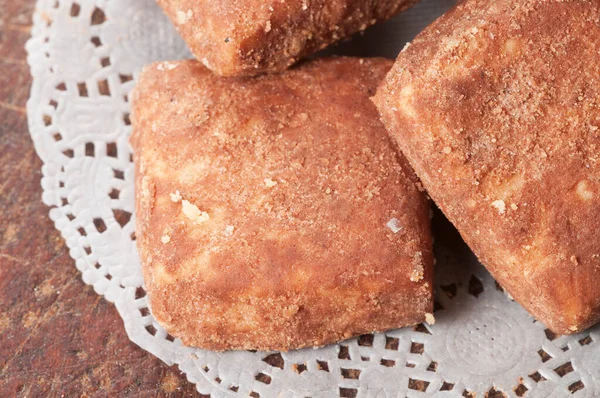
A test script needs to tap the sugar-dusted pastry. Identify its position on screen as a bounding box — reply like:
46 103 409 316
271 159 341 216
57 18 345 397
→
130 57 433 351
374 0 600 334
157 0 419 76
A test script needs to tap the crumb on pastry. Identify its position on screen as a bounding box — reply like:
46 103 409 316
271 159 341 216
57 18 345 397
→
425 313 435 325
264 178 277 188
491 200 506 215
181 199 210 224
170 190 182 203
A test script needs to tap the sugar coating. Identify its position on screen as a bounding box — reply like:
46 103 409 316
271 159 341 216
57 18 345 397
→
131 58 433 351
374 0 600 334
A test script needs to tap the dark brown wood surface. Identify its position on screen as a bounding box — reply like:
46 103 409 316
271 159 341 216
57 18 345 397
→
0 1 201 396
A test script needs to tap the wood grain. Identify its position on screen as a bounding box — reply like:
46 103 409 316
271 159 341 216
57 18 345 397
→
0 1 202 396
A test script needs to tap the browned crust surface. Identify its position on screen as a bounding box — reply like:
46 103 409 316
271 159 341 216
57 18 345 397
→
157 0 419 76
374 0 600 334
130 57 433 351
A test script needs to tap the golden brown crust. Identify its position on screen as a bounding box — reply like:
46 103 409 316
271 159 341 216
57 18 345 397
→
374 0 600 334
156 0 419 76
131 57 433 351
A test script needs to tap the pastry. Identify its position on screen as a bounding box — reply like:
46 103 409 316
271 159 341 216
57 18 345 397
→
374 0 600 334
131 57 433 351
157 0 419 76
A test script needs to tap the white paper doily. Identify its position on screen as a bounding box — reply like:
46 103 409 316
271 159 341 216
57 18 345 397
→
25 0 600 396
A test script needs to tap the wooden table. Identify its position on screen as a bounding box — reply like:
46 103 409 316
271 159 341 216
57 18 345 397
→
0 1 201 396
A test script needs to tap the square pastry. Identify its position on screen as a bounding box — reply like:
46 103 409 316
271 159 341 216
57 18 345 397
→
374 0 600 333
131 57 433 351
157 0 418 76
